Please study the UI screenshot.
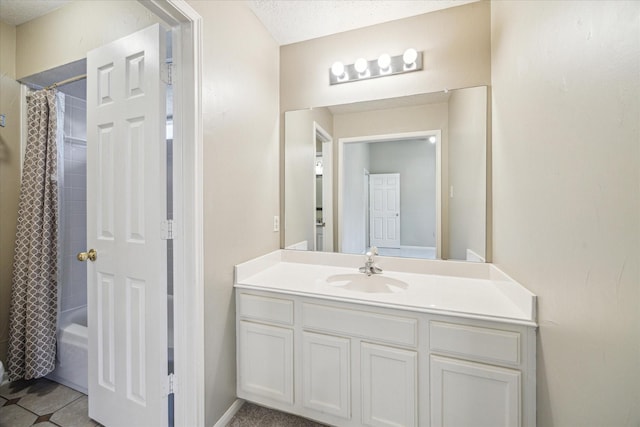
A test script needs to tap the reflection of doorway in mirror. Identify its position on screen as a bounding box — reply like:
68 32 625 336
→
340 131 440 259
314 123 333 252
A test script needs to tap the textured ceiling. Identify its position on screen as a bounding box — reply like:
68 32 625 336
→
246 0 479 46
0 0 72 26
1 1 478 44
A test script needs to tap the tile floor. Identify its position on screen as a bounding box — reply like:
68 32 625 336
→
1 379 323 427
226 402 327 427
0 378 100 427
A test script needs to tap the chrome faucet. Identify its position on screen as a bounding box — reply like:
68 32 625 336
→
359 246 383 276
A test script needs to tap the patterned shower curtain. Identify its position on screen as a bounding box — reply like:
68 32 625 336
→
7 89 59 381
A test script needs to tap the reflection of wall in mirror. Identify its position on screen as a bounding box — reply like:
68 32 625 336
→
284 108 332 249
448 86 486 261
341 143 368 254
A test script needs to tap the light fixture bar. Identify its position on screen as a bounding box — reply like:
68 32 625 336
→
329 50 423 85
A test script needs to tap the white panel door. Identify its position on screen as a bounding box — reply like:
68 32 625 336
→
238 321 294 405
302 332 350 419
430 355 521 427
86 24 168 427
361 342 417 427
369 173 400 248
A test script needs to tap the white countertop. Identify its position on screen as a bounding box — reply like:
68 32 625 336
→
235 250 537 327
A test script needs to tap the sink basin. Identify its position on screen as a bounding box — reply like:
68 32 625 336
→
325 273 408 294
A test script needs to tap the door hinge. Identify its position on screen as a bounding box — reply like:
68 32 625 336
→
166 373 176 396
161 219 175 240
162 62 173 85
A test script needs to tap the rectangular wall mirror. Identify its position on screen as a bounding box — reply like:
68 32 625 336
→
284 86 488 262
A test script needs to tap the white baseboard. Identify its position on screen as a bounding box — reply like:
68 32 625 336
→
212 399 245 427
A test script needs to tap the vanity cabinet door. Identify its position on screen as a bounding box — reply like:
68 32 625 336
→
238 321 294 405
361 343 417 427
302 332 351 419
430 355 521 427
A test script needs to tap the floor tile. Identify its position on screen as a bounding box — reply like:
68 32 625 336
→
0 403 38 427
17 381 81 416
50 395 100 427
32 423 57 427
34 413 53 423
0 378 44 400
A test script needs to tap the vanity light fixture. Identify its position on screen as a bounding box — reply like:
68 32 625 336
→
329 48 423 85
377 53 392 74
354 57 370 77
331 61 348 83
403 48 419 70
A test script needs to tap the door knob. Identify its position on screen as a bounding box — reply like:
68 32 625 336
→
77 249 97 262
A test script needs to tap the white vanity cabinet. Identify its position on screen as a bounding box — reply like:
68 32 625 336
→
427 319 534 427
360 342 418 427
237 321 294 404
301 302 419 427
236 288 536 427
301 331 351 419
236 292 295 407
430 355 520 427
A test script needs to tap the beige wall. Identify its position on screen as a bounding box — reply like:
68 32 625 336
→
187 2 280 424
15 1 161 79
0 21 22 365
280 1 490 112
491 1 640 425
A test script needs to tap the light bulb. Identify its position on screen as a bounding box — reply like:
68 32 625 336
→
403 48 418 66
331 61 345 77
354 57 368 74
429 136 436 144
377 53 391 70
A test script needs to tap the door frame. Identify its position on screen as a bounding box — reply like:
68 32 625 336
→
363 168 370 251
313 122 333 252
138 1 203 426
337 130 442 257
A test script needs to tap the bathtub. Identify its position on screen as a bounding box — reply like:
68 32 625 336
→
47 297 174 394
47 305 88 394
